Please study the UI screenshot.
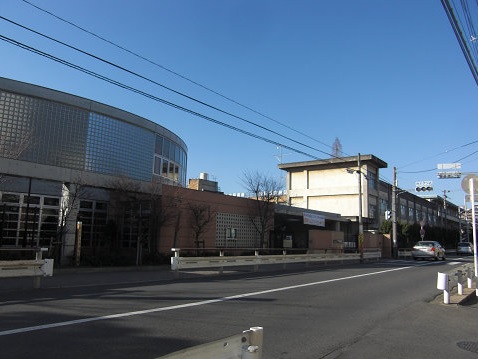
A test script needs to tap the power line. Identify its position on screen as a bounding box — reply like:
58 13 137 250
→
0 34 322 161
1 15 336 159
20 0 335 154
441 0 478 86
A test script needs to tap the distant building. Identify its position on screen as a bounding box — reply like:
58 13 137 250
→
279 154 462 247
188 173 219 192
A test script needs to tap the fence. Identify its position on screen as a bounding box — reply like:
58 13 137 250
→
171 248 381 273
159 326 263 359
0 247 54 288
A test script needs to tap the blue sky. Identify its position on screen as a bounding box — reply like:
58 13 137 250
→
1 0 477 207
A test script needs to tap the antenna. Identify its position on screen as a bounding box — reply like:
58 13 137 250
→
332 138 342 158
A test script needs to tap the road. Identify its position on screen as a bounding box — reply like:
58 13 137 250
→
0 257 477 359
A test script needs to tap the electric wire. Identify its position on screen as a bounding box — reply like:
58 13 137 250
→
0 34 321 161
0 15 334 159
8 2 476 185
20 0 336 154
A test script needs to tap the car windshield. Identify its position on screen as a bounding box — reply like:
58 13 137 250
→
417 241 434 246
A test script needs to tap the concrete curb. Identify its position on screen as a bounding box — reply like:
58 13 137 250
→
435 263 477 306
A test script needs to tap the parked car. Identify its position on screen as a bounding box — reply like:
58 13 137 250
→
411 241 446 260
457 242 474 256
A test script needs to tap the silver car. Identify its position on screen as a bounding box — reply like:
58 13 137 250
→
412 241 446 261
457 242 473 256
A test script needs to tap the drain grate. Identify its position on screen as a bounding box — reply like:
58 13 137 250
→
457 341 478 354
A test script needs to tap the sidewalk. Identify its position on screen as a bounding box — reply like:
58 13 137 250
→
433 262 477 306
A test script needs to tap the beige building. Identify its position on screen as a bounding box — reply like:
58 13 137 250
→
279 154 387 226
279 154 464 249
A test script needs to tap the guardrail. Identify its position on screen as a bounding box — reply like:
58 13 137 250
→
397 248 413 259
0 247 54 289
171 248 381 274
159 326 263 359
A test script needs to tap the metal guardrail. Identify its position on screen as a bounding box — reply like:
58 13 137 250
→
158 326 263 359
0 247 54 288
397 248 413 258
171 248 381 272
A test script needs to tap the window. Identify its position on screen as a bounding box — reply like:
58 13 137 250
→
155 135 163 155
226 228 237 239
367 172 377 190
154 156 161 175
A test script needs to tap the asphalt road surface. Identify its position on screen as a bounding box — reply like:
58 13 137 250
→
0 257 477 359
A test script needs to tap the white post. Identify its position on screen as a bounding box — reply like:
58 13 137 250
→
437 272 450 304
467 267 473 288
457 270 463 295
470 178 477 280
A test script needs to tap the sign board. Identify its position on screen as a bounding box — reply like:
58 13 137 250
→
303 212 325 227
438 163 461 170
465 194 478 203
437 163 462 179
415 180 433 188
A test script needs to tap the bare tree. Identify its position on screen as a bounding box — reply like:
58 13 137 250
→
152 181 183 250
0 128 33 183
241 171 284 248
188 202 215 249
56 179 88 264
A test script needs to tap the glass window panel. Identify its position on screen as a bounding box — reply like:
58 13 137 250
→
154 156 161 175
2 193 20 203
162 160 168 176
80 201 93 209
168 162 174 179
25 196 40 205
155 135 163 155
163 138 170 158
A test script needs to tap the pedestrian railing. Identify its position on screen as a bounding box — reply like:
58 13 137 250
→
0 247 54 288
158 326 263 359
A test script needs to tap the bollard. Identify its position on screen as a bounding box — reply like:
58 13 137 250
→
467 267 473 289
457 270 463 295
437 272 450 304
475 276 478 296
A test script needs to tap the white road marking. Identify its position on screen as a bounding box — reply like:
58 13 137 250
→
0 265 413 337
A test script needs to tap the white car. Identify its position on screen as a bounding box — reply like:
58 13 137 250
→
412 241 446 261
457 242 473 256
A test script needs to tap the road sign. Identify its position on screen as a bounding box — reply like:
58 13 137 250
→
438 163 462 179
461 174 478 194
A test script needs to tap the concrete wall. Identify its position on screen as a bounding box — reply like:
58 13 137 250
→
308 230 345 252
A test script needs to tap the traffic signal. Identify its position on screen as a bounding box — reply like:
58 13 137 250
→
415 181 433 192
415 186 433 192
385 210 391 220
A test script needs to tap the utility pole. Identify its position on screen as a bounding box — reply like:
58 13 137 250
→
358 153 364 261
392 167 397 258
443 190 448 232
